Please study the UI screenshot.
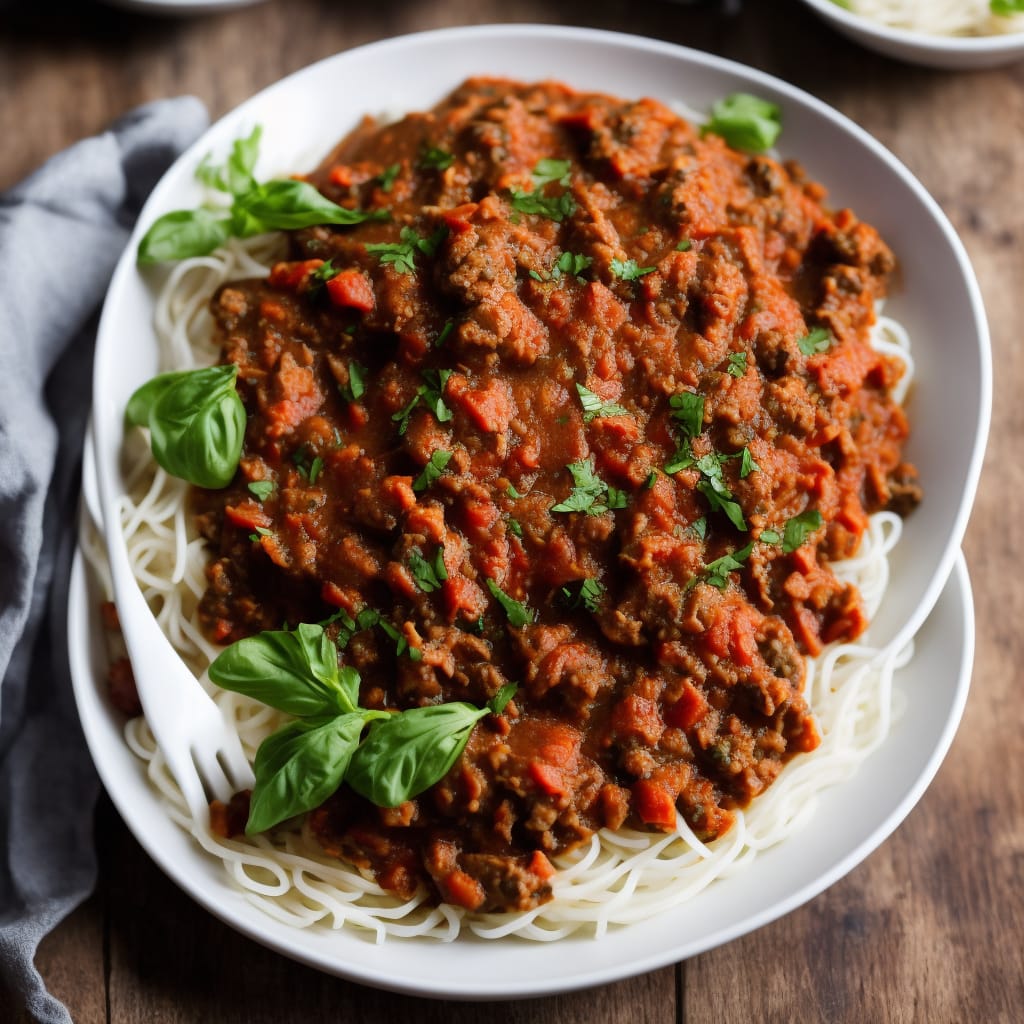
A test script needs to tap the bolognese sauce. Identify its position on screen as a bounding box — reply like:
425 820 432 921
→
194 78 918 913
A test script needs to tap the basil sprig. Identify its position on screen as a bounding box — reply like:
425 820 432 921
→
208 622 516 831
125 364 245 489
137 124 388 264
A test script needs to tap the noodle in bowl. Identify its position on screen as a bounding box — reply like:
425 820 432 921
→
800 0 1024 67
80 26 988 994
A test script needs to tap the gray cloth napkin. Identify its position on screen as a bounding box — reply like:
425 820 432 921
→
0 97 208 1024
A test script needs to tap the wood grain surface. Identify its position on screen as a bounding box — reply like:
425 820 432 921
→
2 1 1021 1020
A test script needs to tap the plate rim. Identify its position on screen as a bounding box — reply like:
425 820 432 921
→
82 23 989 998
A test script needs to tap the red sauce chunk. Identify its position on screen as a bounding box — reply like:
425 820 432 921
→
192 78 919 913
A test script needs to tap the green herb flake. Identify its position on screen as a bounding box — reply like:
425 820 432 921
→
691 516 708 541
392 368 454 436
576 382 629 423
486 578 535 628
435 320 454 348
249 526 272 542
505 483 524 499
366 225 448 275
704 93 782 153
413 449 453 493
561 576 605 614
704 541 754 589
550 457 620 517
509 189 577 223
797 326 833 356
341 361 366 404
727 352 748 378
508 518 523 538
760 528 781 545
669 391 705 440
676 238 693 252
310 259 340 287
419 145 455 171
782 509 824 553
248 480 274 501
408 547 449 593
531 158 572 188
610 258 656 281
377 163 401 193
739 447 759 478
308 455 324 484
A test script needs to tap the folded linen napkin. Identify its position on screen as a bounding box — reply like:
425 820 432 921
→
0 97 208 1024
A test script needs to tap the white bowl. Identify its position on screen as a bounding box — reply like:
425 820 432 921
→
81 23 992 998
800 0 1024 69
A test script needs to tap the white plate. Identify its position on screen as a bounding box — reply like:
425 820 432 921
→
799 0 1024 69
81 24 990 998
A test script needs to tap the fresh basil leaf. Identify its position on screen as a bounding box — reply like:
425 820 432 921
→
705 93 782 153
347 703 489 807
488 682 518 715
137 208 233 264
208 622 355 716
991 0 1024 14
246 713 367 834
126 364 245 489
231 179 387 236
782 509 824 552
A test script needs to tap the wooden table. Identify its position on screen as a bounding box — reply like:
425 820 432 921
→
2 1 1020 1019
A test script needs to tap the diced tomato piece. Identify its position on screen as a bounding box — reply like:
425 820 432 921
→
326 269 375 313
224 501 272 531
268 259 324 291
440 203 479 234
632 779 677 830
441 869 486 911
664 681 708 731
529 850 556 881
611 694 664 746
528 761 566 797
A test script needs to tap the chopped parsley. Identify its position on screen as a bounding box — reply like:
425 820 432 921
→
739 447 759 479
377 163 401 193
610 258 656 281
310 259 340 287
247 480 274 501
308 455 324 484
704 541 754 589
339 360 367 404
676 238 693 252
760 528 781 545
505 483 524 499
486 578 535 628
532 251 593 283
561 577 605 614
669 391 705 440
551 457 626 516
576 382 629 423
644 470 659 490
435 320 454 348
418 145 454 171
412 450 452 493
782 509 823 552
366 225 447 274
690 516 708 541
392 368 454 437
797 326 833 356
508 517 523 538
408 547 448 593
509 189 577 222
531 158 572 188
249 525 272 543
727 352 748 378
695 452 747 532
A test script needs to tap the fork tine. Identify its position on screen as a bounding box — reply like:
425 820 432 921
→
190 743 236 806
164 745 214 823
219 734 256 792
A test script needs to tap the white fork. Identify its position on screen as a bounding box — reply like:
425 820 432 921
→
82 423 254 823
